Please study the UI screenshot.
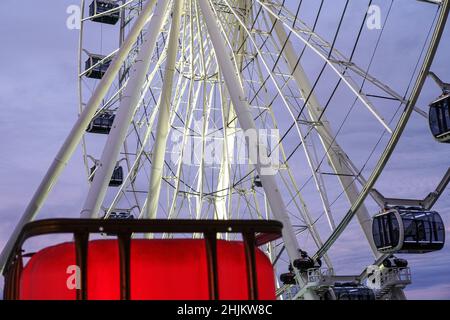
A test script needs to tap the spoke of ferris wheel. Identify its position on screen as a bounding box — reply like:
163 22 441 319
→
167 1 246 221
265 12 381 257
257 13 337 232
178 0 334 262
111 25 177 215
157 49 210 200
209 0 246 222
314 0 450 262
138 67 197 218
215 2 244 222
0 0 160 274
274 138 334 268
269 1 425 120
199 1 319 299
266 0 406 105
81 7 170 216
248 9 370 267
278 173 334 269
262 97 334 267
258 0 394 134
166 80 208 219
165 21 218 205
244 4 328 243
166 89 199 220
214 14 244 223
145 0 184 220
81 0 171 219
248 11 360 230
222 0 336 232
122 140 142 212
214 80 232 221
194 0 210 221
104 47 172 218
78 0 90 180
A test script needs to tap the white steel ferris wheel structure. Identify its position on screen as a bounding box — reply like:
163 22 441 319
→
1 0 450 300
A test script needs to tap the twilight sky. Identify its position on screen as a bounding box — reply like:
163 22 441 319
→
0 0 449 299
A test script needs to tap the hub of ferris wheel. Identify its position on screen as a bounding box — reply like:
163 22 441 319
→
1 0 450 300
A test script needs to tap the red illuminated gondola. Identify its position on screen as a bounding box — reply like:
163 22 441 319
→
3 219 282 300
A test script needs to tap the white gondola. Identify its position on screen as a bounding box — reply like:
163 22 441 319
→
372 208 445 254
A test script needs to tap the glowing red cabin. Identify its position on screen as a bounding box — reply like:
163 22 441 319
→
3 219 282 300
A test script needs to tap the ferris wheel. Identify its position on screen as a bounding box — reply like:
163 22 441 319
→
1 0 450 300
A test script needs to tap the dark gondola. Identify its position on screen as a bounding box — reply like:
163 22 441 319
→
108 212 134 220
325 284 375 300
89 0 120 25
86 113 115 134
372 208 445 254
382 256 408 268
253 175 263 188
104 212 134 235
280 272 296 285
85 54 111 79
429 93 450 143
90 165 124 187
291 249 321 273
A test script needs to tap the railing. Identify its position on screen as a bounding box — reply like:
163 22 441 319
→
307 268 335 285
380 267 412 288
2 218 283 300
